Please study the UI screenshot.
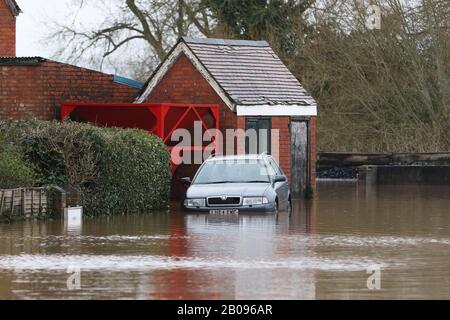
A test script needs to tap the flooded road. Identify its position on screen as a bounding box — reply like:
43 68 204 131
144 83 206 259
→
1 181 450 299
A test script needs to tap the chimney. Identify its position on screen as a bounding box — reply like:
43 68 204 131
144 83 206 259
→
0 0 21 56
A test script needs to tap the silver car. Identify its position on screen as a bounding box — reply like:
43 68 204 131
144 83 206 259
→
181 154 291 214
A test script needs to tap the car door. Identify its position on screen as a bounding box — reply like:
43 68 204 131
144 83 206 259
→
268 159 289 208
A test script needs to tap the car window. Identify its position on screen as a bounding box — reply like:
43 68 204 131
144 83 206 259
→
266 162 278 177
193 159 271 184
268 158 283 176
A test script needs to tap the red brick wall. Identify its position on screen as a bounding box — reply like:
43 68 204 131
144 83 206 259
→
0 0 16 56
272 116 292 179
145 53 239 141
0 60 140 119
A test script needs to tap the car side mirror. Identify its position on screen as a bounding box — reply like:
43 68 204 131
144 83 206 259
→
180 177 192 186
274 175 287 183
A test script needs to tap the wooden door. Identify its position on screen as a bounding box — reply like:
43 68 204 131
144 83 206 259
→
291 120 309 198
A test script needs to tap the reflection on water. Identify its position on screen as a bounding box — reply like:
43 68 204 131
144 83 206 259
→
0 181 450 299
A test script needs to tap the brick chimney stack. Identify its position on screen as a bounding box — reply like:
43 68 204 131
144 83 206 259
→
0 0 21 56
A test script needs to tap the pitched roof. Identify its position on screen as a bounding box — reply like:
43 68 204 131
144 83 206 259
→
5 0 22 16
137 37 317 116
183 37 315 107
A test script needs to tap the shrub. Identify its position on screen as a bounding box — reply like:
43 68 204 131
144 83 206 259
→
88 128 172 215
0 120 172 216
0 134 39 189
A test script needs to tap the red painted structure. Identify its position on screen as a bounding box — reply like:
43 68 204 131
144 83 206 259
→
61 102 220 173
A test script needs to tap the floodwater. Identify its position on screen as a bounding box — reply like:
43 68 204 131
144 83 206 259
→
1 181 450 300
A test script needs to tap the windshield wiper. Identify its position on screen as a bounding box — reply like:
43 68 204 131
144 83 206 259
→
201 181 237 185
199 180 269 185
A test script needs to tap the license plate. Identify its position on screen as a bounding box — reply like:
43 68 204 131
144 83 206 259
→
209 209 239 215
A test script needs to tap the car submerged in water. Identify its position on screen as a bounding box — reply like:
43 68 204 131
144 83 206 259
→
181 154 291 214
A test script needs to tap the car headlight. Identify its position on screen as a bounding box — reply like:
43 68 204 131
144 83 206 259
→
184 198 206 207
243 197 269 206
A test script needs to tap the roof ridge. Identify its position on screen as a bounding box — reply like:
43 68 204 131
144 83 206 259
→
0 56 46 66
0 56 45 59
182 37 269 47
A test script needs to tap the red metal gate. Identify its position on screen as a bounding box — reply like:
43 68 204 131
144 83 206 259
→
61 102 220 172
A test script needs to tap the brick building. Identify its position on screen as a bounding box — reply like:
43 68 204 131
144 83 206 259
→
137 38 318 197
0 0 141 120
1 0 317 197
0 0 19 56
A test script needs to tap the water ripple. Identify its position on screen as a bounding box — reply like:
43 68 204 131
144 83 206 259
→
0 254 387 272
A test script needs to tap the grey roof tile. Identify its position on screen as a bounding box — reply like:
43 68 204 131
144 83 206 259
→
182 37 315 106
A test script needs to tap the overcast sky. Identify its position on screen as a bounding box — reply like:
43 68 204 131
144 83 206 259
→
17 0 76 58
16 0 130 76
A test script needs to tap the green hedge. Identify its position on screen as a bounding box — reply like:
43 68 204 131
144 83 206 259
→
0 134 40 189
0 120 172 216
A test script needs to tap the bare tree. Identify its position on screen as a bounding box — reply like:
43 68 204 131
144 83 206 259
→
296 0 450 152
49 0 215 79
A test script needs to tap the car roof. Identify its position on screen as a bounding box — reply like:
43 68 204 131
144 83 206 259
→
206 154 272 162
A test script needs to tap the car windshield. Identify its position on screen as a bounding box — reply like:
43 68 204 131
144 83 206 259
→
193 159 271 184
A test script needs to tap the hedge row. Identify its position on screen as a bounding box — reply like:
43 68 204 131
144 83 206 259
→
0 120 172 216
0 134 40 189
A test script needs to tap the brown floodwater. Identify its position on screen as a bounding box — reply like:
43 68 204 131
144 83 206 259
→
0 181 450 300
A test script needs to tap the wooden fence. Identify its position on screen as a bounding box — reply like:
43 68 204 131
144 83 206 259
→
0 187 49 221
